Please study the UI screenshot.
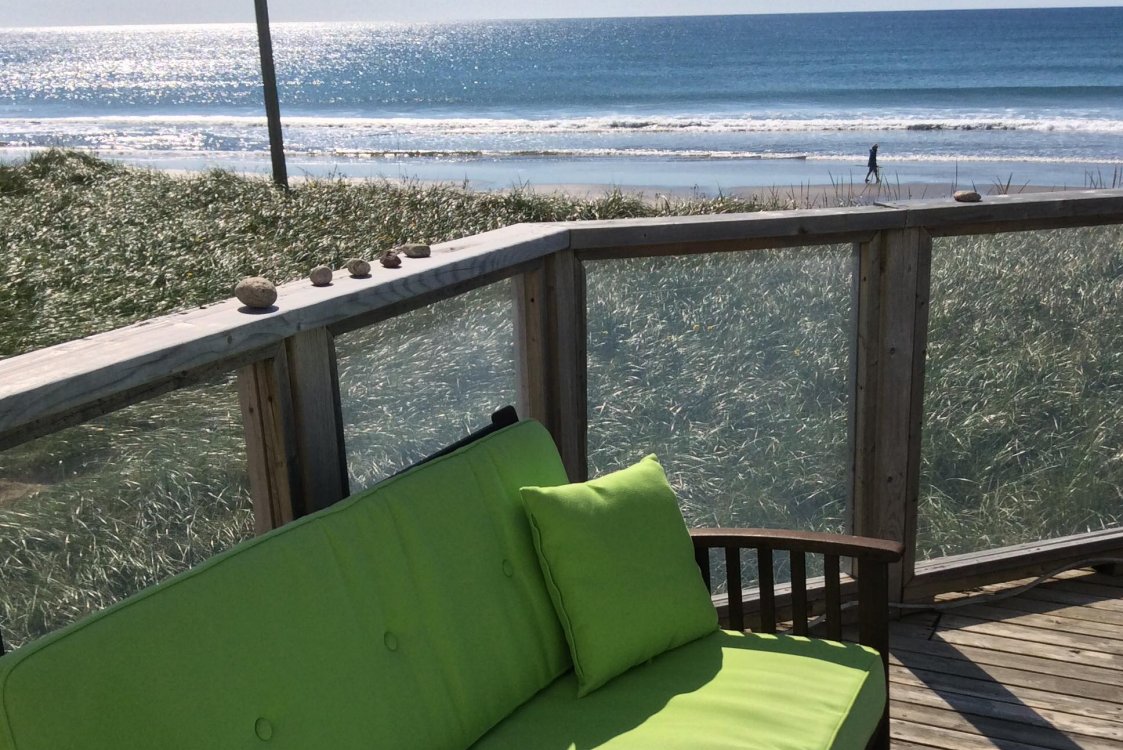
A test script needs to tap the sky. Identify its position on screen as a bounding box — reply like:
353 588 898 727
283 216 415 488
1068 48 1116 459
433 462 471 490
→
1 0 1121 28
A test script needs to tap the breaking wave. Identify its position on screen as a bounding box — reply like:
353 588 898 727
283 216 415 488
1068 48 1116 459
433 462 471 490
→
4 113 1123 136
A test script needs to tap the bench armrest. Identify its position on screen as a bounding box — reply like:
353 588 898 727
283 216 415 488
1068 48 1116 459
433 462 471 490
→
690 527 903 563
689 527 901 661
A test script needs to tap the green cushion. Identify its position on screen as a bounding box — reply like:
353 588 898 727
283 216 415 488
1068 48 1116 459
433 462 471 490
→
521 455 717 696
472 630 887 750
0 420 571 750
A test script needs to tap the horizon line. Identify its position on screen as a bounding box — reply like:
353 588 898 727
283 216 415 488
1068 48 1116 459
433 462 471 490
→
3 3 1122 32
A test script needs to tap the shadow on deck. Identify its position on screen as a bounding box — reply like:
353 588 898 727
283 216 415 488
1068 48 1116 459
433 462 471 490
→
888 568 1123 749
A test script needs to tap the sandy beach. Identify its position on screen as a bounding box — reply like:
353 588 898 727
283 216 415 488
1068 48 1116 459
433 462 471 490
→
143 160 1076 209
142 150 1123 196
517 179 1075 207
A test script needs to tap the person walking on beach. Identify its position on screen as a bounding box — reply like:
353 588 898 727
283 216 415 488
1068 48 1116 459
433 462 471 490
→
865 143 880 183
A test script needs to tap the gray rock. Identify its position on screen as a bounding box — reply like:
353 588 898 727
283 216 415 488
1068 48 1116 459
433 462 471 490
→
953 190 982 203
379 250 402 269
309 265 333 286
395 243 431 259
235 276 277 309
345 258 371 277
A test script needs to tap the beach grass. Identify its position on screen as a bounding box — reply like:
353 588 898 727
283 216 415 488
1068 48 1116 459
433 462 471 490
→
0 149 777 358
919 229 1123 556
1 150 1121 647
0 379 251 647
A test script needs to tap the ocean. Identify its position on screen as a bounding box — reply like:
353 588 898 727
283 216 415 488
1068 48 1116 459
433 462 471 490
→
2 7 1122 191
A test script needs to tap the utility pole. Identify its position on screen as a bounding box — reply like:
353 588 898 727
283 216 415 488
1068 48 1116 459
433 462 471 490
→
254 0 288 190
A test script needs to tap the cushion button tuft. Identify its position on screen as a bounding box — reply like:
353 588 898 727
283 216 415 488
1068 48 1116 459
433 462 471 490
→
384 631 399 651
254 717 273 741
502 559 515 577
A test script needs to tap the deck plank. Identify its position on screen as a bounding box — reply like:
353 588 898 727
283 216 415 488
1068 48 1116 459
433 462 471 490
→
1045 578 1123 601
936 613 1123 657
891 717 1054 750
891 625 1123 688
888 575 1123 748
890 648 1123 706
889 664 1123 723
904 619 1123 672
983 595 1123 629
950 602 1123 640
890 701 1113 750
891 677 1123 742
1017 584 1123 613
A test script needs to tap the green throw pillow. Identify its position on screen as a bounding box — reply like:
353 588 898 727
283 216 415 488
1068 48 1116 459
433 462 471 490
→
521 455 718 696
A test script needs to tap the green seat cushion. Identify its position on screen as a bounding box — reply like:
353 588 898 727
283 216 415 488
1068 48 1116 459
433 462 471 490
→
472 630 886 750
520 455 717 696
0 420 571 750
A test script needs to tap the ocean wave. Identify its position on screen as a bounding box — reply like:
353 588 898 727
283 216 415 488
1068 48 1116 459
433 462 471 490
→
324 147 811 160
5 143 1113 168
4 113 1123 136
8 142 1123 174
323 148 1120 166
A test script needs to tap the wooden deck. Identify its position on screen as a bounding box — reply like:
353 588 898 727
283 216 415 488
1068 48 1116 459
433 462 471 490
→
887 568 1123 749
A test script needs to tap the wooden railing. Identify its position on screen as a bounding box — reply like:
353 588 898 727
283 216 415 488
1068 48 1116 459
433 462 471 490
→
2 188 1122 603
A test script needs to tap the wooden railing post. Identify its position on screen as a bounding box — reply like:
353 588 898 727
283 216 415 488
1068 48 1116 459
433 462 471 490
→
237 348 300 534
237 328 350 533
514 250 588 482
851 228 933 600
284 328 350 513
513 265 549 427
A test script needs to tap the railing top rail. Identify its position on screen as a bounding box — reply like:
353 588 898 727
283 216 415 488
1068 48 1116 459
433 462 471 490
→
566 203 900 252
888 187 1123 235
0 224 570 448
566 188 1123 253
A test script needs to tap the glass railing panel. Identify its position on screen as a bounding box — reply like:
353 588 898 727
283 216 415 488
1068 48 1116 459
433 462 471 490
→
919 225 1123 560
586 246 854 585
0 375 252 649
336 280 516 491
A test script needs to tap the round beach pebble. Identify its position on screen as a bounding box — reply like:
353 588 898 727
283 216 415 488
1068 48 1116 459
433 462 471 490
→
235 276 277 309
395 243 431 259
345 258 371 277
309 265 333 286
379 250 402 269
953 190 982 203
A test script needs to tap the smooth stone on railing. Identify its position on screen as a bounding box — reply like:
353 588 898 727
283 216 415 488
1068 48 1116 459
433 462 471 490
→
234 276 277 309
344 258 371 277
309 265 333 287
953 190 982 203
395 243 431 258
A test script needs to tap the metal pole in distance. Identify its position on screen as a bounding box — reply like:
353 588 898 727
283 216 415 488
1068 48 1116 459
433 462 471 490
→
254 0 288 190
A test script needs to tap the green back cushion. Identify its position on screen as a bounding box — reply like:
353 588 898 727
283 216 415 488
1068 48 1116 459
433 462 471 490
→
0 420 571 750
473 630 887 750
521 455 717 696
